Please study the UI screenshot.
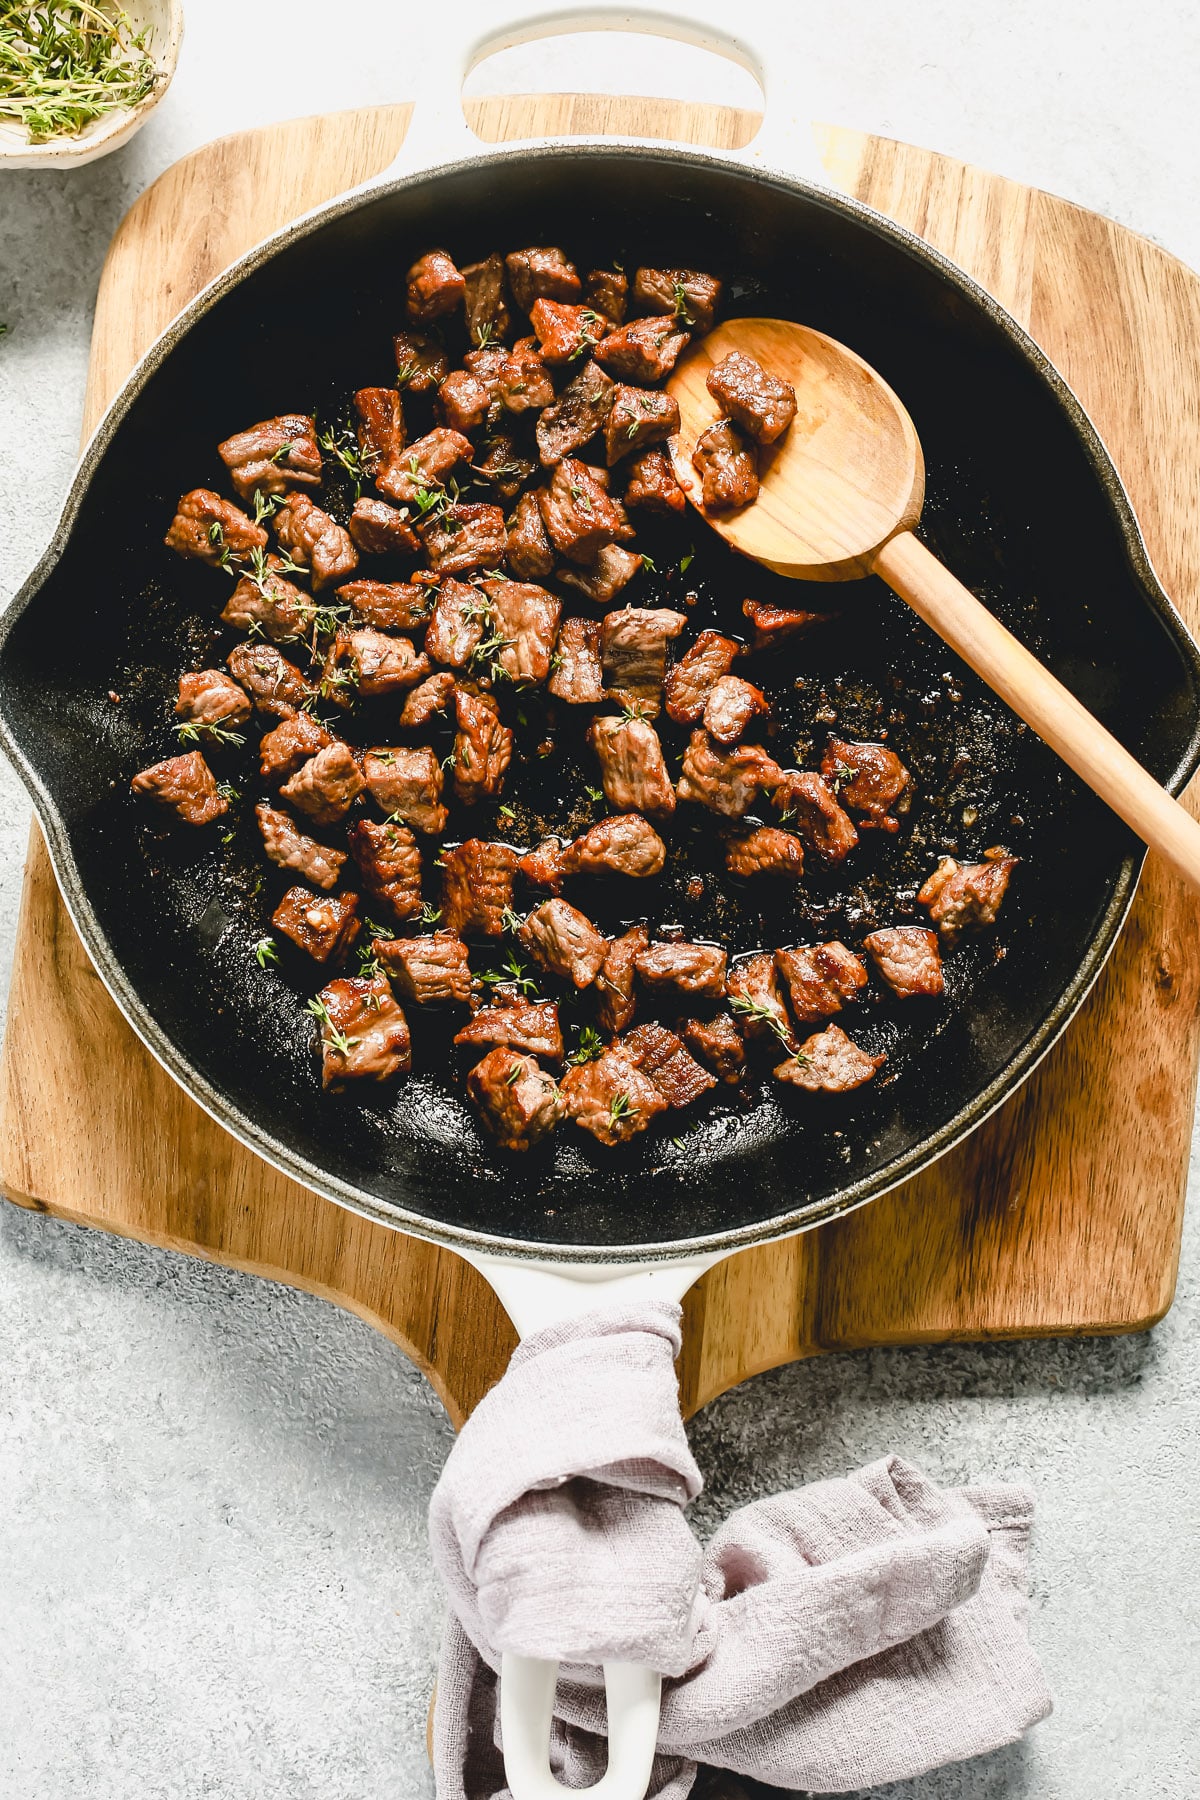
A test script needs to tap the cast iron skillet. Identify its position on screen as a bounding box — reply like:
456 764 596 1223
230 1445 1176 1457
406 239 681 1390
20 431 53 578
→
3 144 1199 1263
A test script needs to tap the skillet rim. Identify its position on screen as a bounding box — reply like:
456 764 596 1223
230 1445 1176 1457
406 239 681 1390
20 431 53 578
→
2 139 1199 1267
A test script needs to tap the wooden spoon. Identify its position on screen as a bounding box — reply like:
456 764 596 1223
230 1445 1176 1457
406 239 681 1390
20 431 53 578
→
667 317 1200 893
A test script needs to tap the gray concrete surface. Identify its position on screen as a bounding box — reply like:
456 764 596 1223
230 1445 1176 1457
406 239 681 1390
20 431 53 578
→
2 4 1199 1794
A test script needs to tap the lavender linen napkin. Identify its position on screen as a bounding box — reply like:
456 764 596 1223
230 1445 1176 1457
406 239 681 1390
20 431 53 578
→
429 1300 1051 1798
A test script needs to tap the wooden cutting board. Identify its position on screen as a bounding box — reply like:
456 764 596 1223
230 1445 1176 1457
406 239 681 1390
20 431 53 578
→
4 95 1200 1428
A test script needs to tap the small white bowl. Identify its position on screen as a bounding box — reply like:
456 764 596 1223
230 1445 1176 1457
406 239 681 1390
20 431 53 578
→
0 0 183 170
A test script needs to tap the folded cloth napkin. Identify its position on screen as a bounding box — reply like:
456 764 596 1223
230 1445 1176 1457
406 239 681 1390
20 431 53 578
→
429 1300 1051 1798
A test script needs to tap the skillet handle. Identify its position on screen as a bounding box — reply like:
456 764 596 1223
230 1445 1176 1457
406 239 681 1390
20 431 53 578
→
380 1 826 185
500 1656 663 1800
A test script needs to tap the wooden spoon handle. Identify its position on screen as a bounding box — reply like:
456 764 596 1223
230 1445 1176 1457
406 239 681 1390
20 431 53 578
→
873 529 1200 893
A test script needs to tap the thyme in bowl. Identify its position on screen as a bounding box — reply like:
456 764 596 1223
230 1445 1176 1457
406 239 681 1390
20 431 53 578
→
0 2 158 144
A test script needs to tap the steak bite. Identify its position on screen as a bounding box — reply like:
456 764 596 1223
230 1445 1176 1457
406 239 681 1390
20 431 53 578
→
539 458 632 563
454 1000 564 1061
505 246 582 313
280 741 365 826
519 839 569 893
692 419 759 510
314 975 411 1088
635 940 727 999
506 490 556 580
557 544 642 607
165 489 267 566
259 712 334 782
437 368 495 436
548 616 604 703
363 745 448 835
272 886 361 964
348 497 420 558
601 606 688 715
339 579 431 633
663 630 741 724
705 351 797 445
221 555 309 643
774 770 859 864
353 386 406 480
472 433 536 503
348 817 423 920
468 1048 563 1152
218 414 322 500
399 670 456 729
256 802 346 890
822 735 911 832
604 384 681 465
479 578 561 685
562 813 666 879
703 674 770 744
589 714 676 817
775 942 868 1025
406 248 465 322
623 444 687 514
375 427 472 506
681 1014 745 1084
462 251 511 347
535 361 616 466
621 1021 715 1109
274 493 359 590
175 669 252 731
375 931 472 1005
631 266 721 332
425 577 488 669
727 952 796 1051
677 730 783 818
775 1023 885 1093
585 266 628 324
863 926 945 998
325 626 430 696
724 826 804 880
417 502 508 576
453 687 513 804
227 642 313 716
918 849 1017 941
595 314 690 384
131 751 226 825
440 839 520 937
595 923 649 1035
742 598 836 650
394 327 449 393
561 1051 666 1147
519 899 608 989
529 298 608 366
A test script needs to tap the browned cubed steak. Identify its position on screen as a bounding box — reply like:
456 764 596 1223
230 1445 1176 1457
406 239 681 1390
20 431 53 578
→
774 1024 885 1093
918 850 1018 941
505 246 582 313
604 384 680 465
561 814 666 879
165 489 266 565
589 714 677 816
536 361 616 466
635 941 727 999
375 932 471 1005
742 598 836 651
601 607 687 717
595 923 649 1036
454 1001 564 1061
131 751 226 826
440 840 520 937
692 419 759 510
375 427 472 506
548 617 604 703
399 671 456 729
453 688 513 804
406 248 465 322
274 493 358 590
393 328 449 393
723 826 804 879
518 899 608 989
362 746 448 835
175 670 251 729
822 734 911 832
478 578 561 685
681 1014 746 1084
347 818 423 921
221 557 308 643
560 1052 667 1146
677 730 782 818
468 1048 563 1151
218 414 322 499
272 886 360 964
529 298 608 365
774 942 869 1025
315 976 411 1087
462 252 511 346
279 742 364 826
664 631 740 725
338 579 431 633
347 499 420 558
773 770 859 863
353 386 406 479
259 714 334 783
705 351 797 445
727 952 796 1051
584 266 628 323
621 1021 715 1108
631 266 721 331
256 802 346 890
862 926 945 998
702 674 769 745
595 315 690 383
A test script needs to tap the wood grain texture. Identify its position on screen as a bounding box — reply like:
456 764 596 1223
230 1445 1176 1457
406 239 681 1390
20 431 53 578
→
4 97 1200 1430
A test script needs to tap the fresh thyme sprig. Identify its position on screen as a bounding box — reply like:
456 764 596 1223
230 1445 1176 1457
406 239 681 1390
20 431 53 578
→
318 423 368 498
253 936 278 969
0 1 157 144
174 720 246 749
566 1026 604 1067
608 1091 638 1127
478 951 539 997
307 995 356 1057
729 993 810 1063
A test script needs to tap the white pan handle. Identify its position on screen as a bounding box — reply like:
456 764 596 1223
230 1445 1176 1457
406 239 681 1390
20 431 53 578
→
384 1 825 185
501 1656 663 1800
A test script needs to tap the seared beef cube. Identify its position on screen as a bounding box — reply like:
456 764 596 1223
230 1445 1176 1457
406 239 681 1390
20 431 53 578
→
589 714 676 817
664 631 740 724
775 942 868 1025
602 606 688 715
692 420 759 511
376 427 472 506
519 899 607 989
562 813 666 879
623 444 687 514
394 328 449 393
131 751 226 826
440 839 519 937
326 626 430 697
822 734 911 832
604 384 680 465
727 952 796 1050
468 1048 563 1152
272 886 360 965
529 298 608 366
548 617 603 703
595 923 649 1036
347 497 421 558
348 817 423 921
863 926 944 999
478 578 561 685
438 368 495 435
724 827 803 880
635 941 727 1000
376 931 472 1004
677 730 783 818
280 741 365 826
259 712 334 782
506 246 582 313
621 1021 715 1109
706 351 797 445
454 1000 564 1061
353 386 406 479
400 670 456 728
519 839 569 893
165 489 267 566
774 771 859 864
175 669 252 730
406 249 465 322
704 674 769 744
557 544 642 607
462 252 511 346
585 266 628 323
274 493 358 590
742 598 836 651
363 745 448 835
256 802 346 891
221 555 309 643
425 577 488 668
469 338 556 414
453 687 513 804
561 1051 666 1147
506 491 556 580
227 642 313 717
535 361 616 466
595 315 690 383
918 849 1017 942
539 459 632 563
472 434 536 502
418 502 507 575
632 266 721 333
775 1024 885 1093
218 414 322 500
681 1014 745 1085
339 579 431 632
315 975 411 1088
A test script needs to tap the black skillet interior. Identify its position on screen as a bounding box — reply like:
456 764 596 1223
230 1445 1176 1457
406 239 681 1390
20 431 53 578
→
3 148 1198 1258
